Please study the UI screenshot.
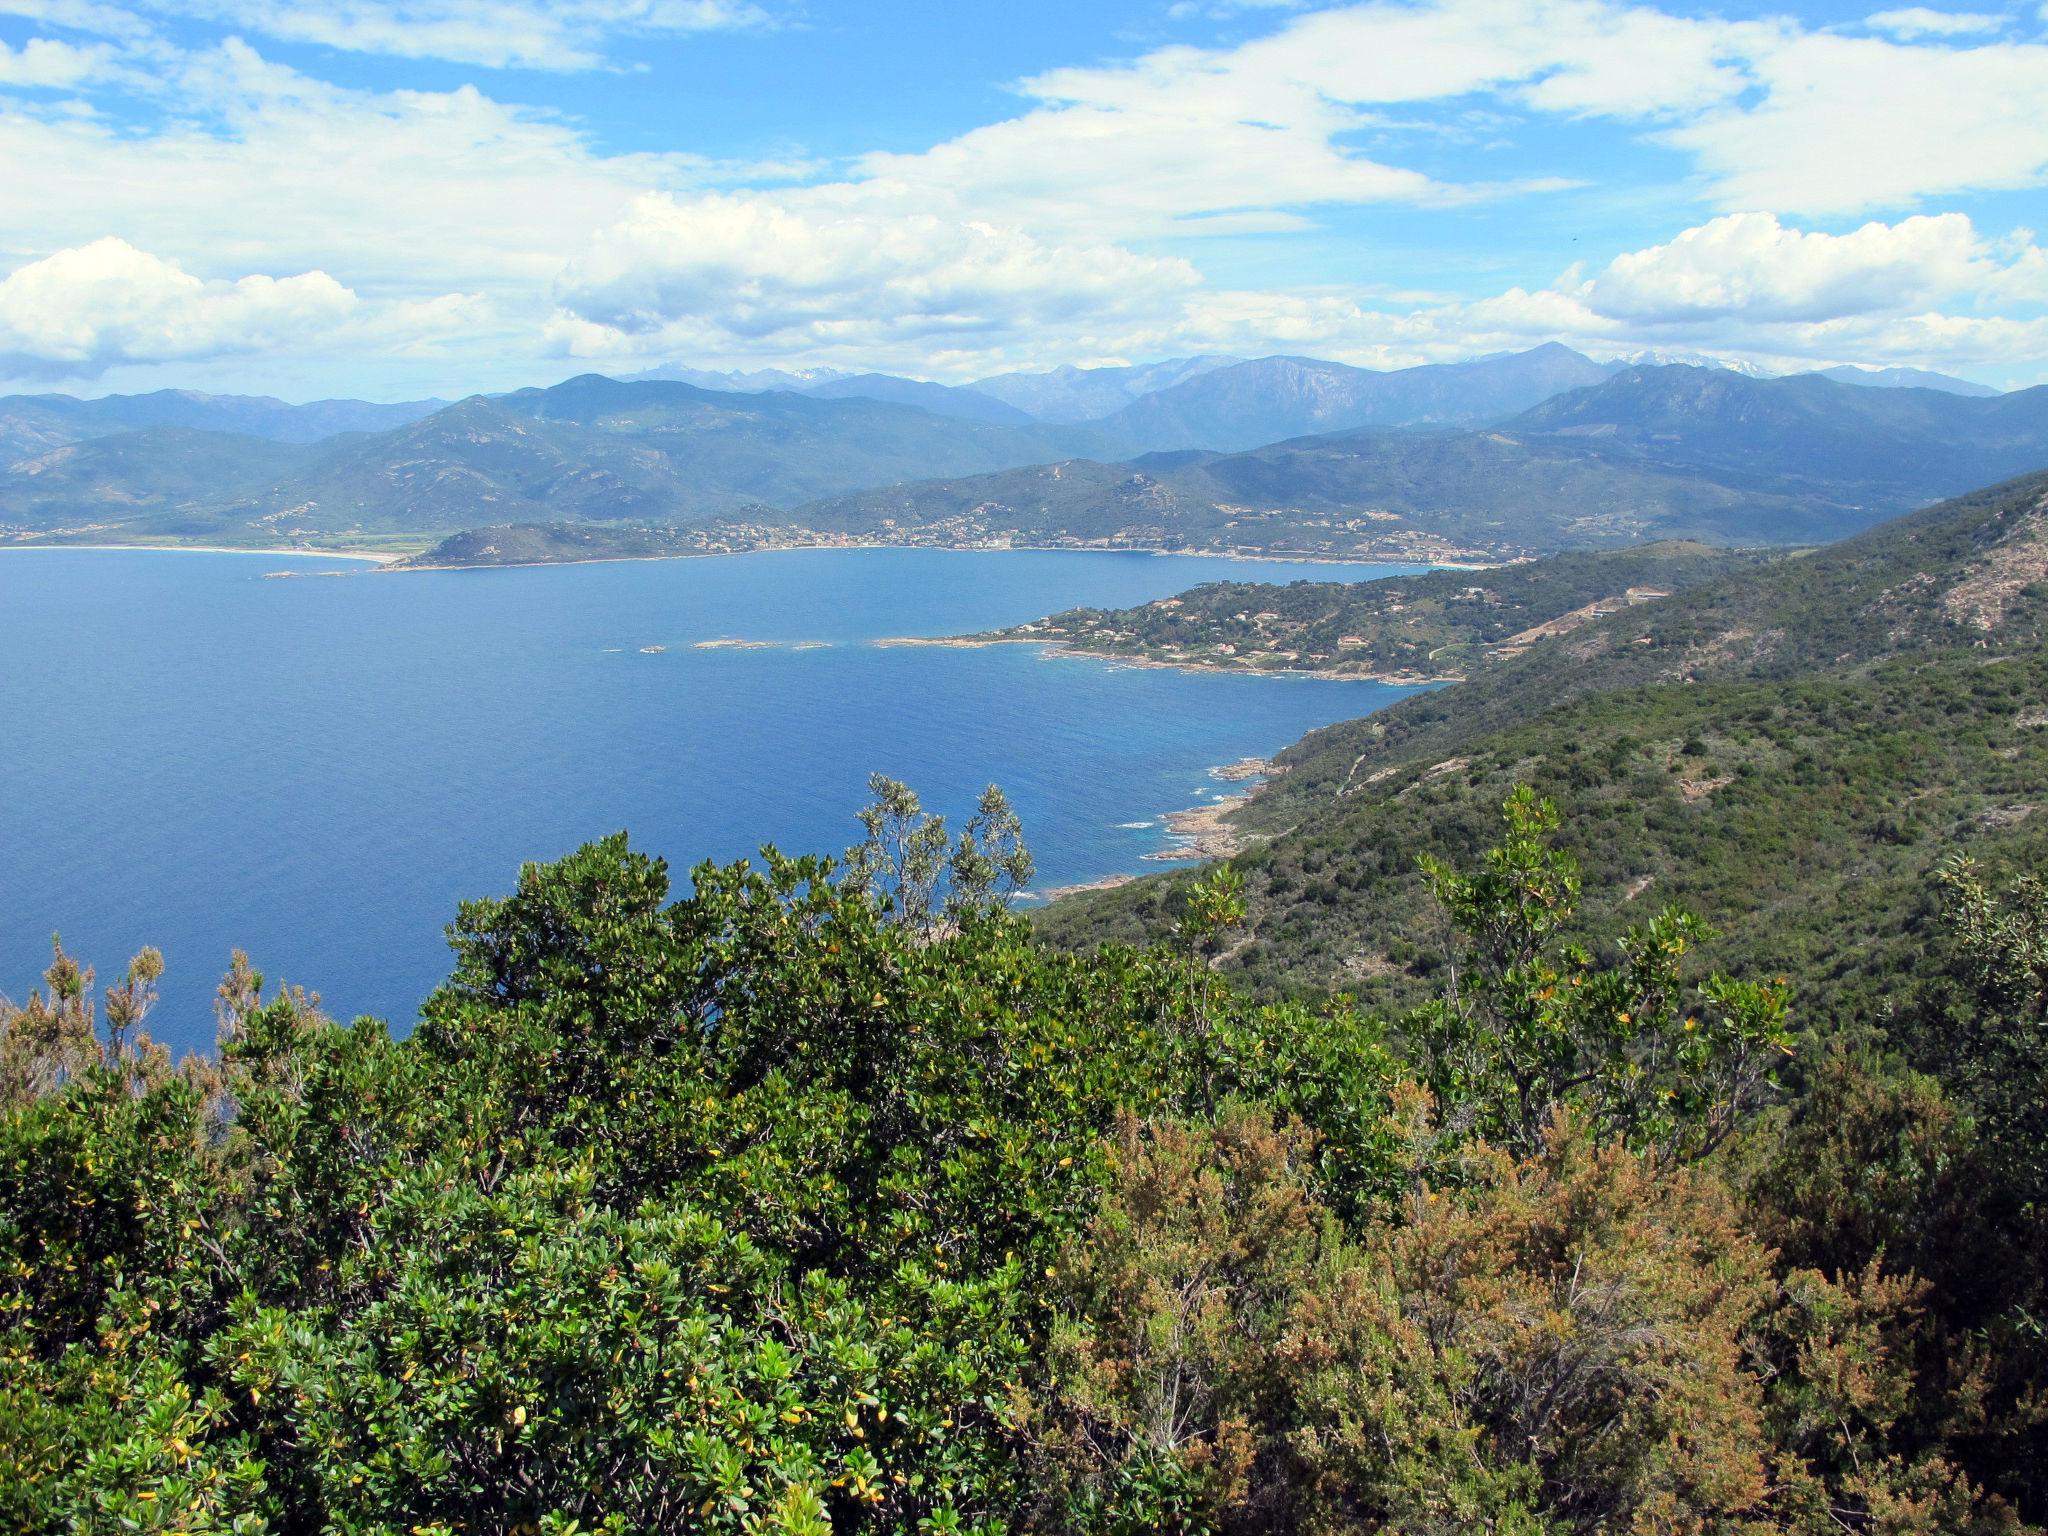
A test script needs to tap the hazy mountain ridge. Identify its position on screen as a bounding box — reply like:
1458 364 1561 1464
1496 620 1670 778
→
1510 366 2048 502
0 388 446 462
1087 343 1616 452
795 373 1037 425
966 355 1243 421
1810 363 1998 396
1 376 1122 542
4 361 2038 555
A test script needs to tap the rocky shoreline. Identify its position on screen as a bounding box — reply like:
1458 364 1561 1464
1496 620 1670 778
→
1027 758 1282 904
880 633 1459 685
1142 757 1282 864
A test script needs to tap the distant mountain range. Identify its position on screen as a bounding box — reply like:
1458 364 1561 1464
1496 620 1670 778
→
1808 363 1999 396
796 373 1037 426
0 389 446 462
0 376 1123 542
1514 366 2048 504
968 356 1243 422
2 352 2033 557
610 345 2001 440
1082 343 1615 453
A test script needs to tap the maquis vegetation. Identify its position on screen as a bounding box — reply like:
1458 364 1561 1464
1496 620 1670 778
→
3 779 2043 1534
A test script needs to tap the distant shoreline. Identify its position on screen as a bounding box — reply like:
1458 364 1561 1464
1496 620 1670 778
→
0 543 398 564
389 540 1495 575
2 536 1493 575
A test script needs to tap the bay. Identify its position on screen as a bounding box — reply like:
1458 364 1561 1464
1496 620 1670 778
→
1 546 1431 1052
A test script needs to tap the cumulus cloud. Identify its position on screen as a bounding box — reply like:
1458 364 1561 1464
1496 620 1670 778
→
1575 211 2037 323
4 2 2048 391
1663 30 2048 214
552 193 1201 358
166 0 769 71
850 0 1750 242
0 40 702 297
540 202 2047 387
1864 7 2004 38
0 34 118 86
0 238 357 377
834 0 2048 240
1179 213 2048 381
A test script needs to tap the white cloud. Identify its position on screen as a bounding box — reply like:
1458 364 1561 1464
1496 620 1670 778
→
1864 7 2004 38
861 0 1752 241
0 35 118 86
0 40 703 295
0 0 158 42
1664 31 2048 214
1079 208 2048 389
831 0 2047 240
0 238 357 377
4 2 2048 392
164 0 769 71
540 202 2048 387
1576 211 2042 323
552 192 1202 358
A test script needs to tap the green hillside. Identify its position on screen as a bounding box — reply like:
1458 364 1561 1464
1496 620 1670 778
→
778 428 1836 561
1038 471 2048 1019
10 773 2047 1531
971 541 1765 678
0 428 320 537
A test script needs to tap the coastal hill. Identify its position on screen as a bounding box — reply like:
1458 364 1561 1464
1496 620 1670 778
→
765 366 2048 559
1039 469 2048 1020
392 427 1820 569
266 375 1121 528
0 427 323 536
962 542 1766 679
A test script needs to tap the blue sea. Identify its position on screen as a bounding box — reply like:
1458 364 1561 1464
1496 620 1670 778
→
1 547 1430 1053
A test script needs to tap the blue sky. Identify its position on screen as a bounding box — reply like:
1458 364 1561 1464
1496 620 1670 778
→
1 0 2045 398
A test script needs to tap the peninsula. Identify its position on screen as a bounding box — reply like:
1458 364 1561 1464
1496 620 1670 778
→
942 542 1766 680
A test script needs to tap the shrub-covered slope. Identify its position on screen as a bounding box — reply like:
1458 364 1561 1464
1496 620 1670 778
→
972 541 1766 678
1039 471 2048 1014
8 787 2044 1531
